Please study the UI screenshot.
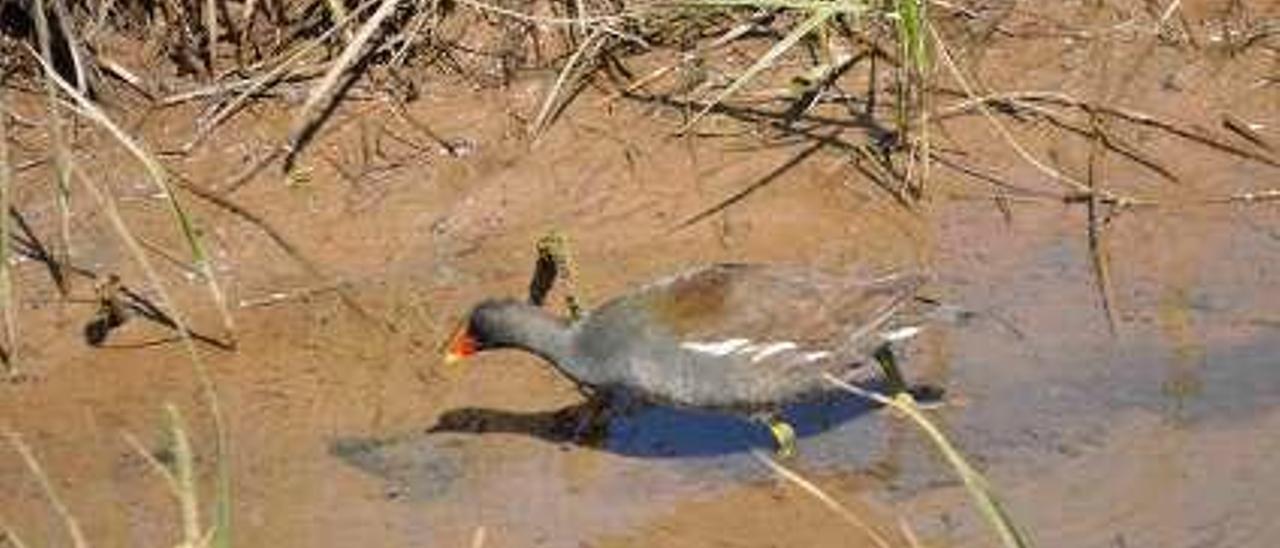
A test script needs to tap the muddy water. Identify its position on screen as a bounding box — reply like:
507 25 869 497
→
4 4 1280 548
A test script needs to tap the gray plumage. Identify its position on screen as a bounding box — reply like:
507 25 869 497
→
461 263 928 412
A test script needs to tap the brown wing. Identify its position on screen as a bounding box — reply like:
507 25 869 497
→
625 263 923 354
578 263 925 408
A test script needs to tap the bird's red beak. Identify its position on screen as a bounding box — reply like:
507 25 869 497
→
443 324 478 365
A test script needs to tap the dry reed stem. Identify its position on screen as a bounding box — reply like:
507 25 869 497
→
1086 112 1120 335
932 90 1280 169
50 0 92 93
32 0 76 294
122 432 183 499
29 49 239 344
456 0 633 29
170 174 388 330
930 27 1096 197
898 516 926 548
119 406 203 547
533 30 607 136
600 9 773 107
1207 188 1280 204
204 0 221 76
1221 113 1274 152
679 6 839 133
3 430 89 548
1029 104 1182 185
750 449 893 548
161 65 327 106
236 280 348 308
822 373 1032 548
0 88 16 373
186 0 383 152
284 0 402 167
166 405 202 547
69 160 234 547
2 523 31 548
95 55 153 100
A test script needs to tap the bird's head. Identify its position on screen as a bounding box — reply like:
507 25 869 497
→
443 299 526 365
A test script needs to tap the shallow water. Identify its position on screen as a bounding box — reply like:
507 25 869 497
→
3 3 1279 547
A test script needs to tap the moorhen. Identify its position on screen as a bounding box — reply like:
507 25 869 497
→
444 263 931 455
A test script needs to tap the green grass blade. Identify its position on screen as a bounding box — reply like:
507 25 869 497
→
165 404 201 547
27 46 237 344
894 0 927 72
70 158 235 548
823 373 1034 548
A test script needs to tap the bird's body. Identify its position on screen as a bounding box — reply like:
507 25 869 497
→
451 263 928 413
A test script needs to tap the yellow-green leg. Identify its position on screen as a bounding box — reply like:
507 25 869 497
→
531 231 584 321
873 343 909 395
761 415 797 458
874 343 947 408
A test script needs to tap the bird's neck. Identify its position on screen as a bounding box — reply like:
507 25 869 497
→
491 303 577 368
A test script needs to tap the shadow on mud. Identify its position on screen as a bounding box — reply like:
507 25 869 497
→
328 379 912 483
422 392 885 457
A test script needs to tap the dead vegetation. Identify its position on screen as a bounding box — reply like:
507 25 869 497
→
0 1 1275 365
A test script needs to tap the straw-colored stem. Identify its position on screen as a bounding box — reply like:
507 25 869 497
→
3 430 89 548
2 522 31 548
204 0 221 75
28 48 238 345
823 373 1033 548
32 0 75 291
0 88 16 374
929 25 1089 196
751 449 893 548
191 0 384 151
470 526 487 548
532 30 605 136
70 161 234 548
285 0 402 161
679 6 841 132
166 404 202 548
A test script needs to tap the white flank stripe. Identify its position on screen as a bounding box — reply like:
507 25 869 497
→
748 342 798 362
681 338 752 356
880 326 922 342
802 351 832 363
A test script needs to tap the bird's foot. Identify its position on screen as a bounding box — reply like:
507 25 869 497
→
761 415 797 459
530 231 584 320
564 398 612 446
904 383 947 409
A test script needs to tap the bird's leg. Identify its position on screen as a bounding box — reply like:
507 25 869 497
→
569 396 613 445
528 244 558 307
756 413 797 458
873 343 946 408
530 231 584 321
873 343 909 395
